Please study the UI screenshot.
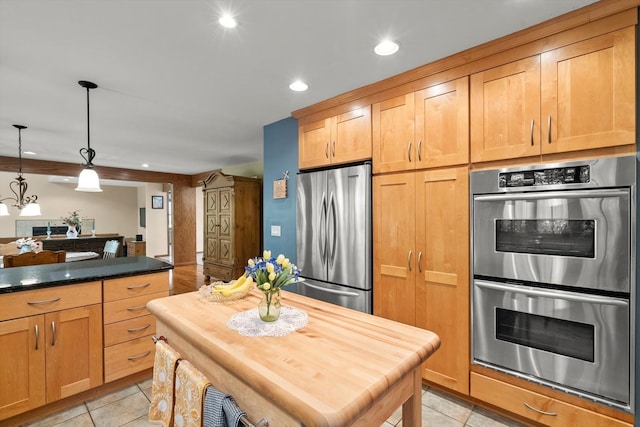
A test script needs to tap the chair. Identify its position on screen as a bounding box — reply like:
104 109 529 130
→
103 240 120 259
3 250 66 268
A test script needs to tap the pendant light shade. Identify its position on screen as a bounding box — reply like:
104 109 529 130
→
0 125 42 216
76 80 103 192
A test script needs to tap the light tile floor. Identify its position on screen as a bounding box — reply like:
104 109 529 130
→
22 378 525 427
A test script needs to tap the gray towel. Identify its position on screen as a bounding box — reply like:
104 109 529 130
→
203 385 246 427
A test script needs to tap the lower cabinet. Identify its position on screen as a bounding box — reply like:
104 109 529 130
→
471 373 632 427
102 272 169 383
373 166 469 395
0 282 103 420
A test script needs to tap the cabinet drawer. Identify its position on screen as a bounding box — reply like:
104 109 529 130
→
0 282 102 322
470 373 631 427
103 272 169 302
104 314 156 347
103 291 168 324
204 263 233 282
104 335 155 383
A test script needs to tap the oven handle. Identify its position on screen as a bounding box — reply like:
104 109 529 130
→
474 188 628 202
475 280 628 306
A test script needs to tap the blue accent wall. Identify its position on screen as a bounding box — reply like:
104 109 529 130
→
262 117 298 263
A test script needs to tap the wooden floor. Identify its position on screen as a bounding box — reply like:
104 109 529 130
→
170 263 207 295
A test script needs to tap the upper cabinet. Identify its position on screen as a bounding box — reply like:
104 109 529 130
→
373 77 469 174
298 106 371 169
471 26 635 163
541 26 635 154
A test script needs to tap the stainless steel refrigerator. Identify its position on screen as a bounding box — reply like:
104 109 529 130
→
295 163 372 313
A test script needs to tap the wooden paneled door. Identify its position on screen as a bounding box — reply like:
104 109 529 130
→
415 166 469 394
45 304 103 401
541 26 635 154
470 56 541 163
415 77 469 169
372 93 415 173
373 173 416 326
0 316 46 419
299 118 332 169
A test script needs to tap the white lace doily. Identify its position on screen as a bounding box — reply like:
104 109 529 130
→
227 307 308 337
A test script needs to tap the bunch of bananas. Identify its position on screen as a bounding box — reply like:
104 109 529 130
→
212 273 254 298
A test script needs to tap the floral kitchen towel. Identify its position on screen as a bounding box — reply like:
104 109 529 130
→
173 359 211 427
149 340 181 426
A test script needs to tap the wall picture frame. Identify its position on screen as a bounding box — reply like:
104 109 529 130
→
152 195 164 209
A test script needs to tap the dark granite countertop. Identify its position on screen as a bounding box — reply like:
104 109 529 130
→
0 256 173 294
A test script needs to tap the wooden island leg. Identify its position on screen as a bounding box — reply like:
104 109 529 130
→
401 368 422 427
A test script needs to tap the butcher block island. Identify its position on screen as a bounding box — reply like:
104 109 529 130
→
147 290 441 427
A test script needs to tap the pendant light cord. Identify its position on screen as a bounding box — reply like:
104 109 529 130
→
78 80 97 167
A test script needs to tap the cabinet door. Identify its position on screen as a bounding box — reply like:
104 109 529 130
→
0 316 45 420
541 26 635 154
299 118 331 169
45 304 103 401
217 187 234 264
415 77 469 168
205 189 220 263
332 106 372 165
415 166 469 394
471 56 541 162
372 93 415 173
373 173 416 326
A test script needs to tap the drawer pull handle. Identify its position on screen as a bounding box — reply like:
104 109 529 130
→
417 140 422 161
407 250 412 272
407 141 412 162
128 324 151 333
27 297 61 305
524 402 557 416
128 350 151 361
34 324 39 350
547 116 552 144
331 140 336 157
127 305 147 311
51 321 56 346
127 283 151 290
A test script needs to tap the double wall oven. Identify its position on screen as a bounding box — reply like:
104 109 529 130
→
471 156 636 413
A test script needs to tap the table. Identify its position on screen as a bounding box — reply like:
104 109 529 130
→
147 290 441 427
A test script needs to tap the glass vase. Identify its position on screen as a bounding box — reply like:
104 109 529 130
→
258 290 281 322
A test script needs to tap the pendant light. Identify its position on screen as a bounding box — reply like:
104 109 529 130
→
0 125 42 216
75 80 102 192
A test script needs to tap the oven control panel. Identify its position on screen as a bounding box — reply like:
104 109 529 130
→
499 165 590 188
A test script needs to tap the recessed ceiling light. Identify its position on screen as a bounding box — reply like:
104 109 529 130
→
219 14 237 28
374 40 399 56
141 163 149 168
23 151 36 155
289 80 308 92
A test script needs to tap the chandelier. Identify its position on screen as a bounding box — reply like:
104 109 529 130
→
0 125 42 216
76 80 102 192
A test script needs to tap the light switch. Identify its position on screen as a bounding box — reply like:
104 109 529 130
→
271 225 281 237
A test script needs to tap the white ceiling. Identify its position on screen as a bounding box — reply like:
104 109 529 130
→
0 0 598 175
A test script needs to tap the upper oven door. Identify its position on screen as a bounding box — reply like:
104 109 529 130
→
473 188 630 293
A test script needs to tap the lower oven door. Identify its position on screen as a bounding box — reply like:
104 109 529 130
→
473 279 630 409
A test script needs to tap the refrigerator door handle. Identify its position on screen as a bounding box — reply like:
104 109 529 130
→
319 192 328 266
299 280 361 297
328 193 337 267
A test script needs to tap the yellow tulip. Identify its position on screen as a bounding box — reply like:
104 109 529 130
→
282 258 290 268
266 262 275 273
263 250 271 259
248 259 255 267
276 254 285 264
269 272 276 282
263 283 271 291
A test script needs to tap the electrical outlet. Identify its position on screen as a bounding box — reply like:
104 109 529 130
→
270 225 281 237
